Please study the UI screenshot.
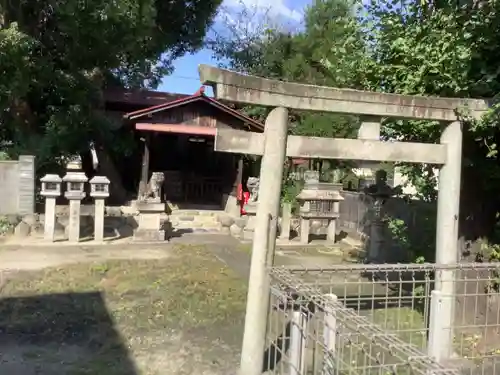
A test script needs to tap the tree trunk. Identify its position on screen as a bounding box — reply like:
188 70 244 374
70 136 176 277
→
96 148 128 204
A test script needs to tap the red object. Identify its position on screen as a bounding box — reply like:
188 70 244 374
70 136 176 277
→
237 183 243 201
240 192 250 215
237 183 250 215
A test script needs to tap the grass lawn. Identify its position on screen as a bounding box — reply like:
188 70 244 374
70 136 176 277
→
0 245 247 375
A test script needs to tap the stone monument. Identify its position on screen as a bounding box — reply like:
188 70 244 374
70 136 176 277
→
40 174 62 242
364 170 397 263
62 171 88 242
134 172 167 241
89 176 110 242
297 182 344 244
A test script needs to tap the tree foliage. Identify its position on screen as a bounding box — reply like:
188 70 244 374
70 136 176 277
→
210 0 362 141
0 0 222 170
212 0 500 241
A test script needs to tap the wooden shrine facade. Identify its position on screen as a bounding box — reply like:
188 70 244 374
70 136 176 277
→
122 87 264 206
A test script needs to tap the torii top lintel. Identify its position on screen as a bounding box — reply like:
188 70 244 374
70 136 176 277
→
198 64 490 122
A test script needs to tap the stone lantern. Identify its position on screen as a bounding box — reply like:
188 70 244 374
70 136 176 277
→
40 174 62 242
364 170 397 262
90 176 110 242
297 182 344 244
63 171 88 242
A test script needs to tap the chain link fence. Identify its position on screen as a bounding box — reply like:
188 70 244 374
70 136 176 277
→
265 262 500 375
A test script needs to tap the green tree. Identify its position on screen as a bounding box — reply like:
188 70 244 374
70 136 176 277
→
210 0 364 179
213 0 500 245
0 0 222 172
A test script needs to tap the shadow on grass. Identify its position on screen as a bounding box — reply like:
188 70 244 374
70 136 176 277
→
0 291 138 375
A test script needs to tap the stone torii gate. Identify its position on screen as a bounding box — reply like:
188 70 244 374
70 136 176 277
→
198 64 489 374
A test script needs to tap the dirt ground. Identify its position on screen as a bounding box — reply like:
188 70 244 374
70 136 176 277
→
3 235 491 374
0 244 247 375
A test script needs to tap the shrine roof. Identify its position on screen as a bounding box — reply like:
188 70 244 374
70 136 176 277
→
123 86 264 131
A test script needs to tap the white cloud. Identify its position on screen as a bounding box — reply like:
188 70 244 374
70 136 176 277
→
222 0 303 23
213 0 304 39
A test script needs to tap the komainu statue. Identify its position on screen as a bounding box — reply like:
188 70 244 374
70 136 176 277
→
140 172 164 202
247 177 260 202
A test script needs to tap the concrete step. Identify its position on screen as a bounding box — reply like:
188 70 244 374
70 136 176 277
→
169 209 226 232
174 221 222 229
169 209 223 218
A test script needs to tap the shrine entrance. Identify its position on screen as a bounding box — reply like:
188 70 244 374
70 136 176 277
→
148 132 237 206
123 87 264 209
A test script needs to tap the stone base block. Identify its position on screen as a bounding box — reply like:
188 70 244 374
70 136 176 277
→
133 229 166 242
136 201 165 213
134 200 167 242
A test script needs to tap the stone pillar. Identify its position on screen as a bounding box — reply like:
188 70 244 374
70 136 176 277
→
40 174 62 242
63 171 88 243
357 116 382 182
327 219 336 242
90 176 110 242
279 202 292 241
300 217 310 244
358 116 381 140
326 200 342 243
239 107 288 375
434 121 462 361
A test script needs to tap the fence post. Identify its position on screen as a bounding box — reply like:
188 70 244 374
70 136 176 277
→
427 290 445 362
323 294 338 375
289 307 308 375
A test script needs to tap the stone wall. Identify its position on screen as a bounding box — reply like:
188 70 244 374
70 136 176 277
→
0 156 35 215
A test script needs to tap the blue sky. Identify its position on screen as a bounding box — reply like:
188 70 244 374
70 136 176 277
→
157 0 311 95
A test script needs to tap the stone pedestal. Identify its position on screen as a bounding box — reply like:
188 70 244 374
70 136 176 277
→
44 198 57 241
89 176 110 242
242 203 257 241
63 171 88 243
67 199 83 242
133 200 166 241
93 199 105 241
368 221 384 262
279 202 292 240
40 174 62 242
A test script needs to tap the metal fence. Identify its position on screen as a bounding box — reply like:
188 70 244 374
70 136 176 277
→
266 262 500 375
